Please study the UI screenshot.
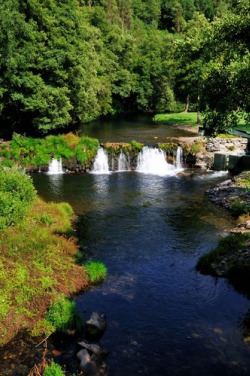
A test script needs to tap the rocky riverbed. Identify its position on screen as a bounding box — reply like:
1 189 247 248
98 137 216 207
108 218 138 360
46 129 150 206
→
197 171 250 283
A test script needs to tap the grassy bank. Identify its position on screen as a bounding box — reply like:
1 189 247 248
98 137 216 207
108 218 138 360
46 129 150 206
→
0 195 90 345
0 167 108 347
153 112 201 126
0 133 99 170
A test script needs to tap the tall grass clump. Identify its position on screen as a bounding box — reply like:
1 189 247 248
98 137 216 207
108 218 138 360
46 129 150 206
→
46 295 83 332
85 261 107 283
130 140 143 151
43 360 64 376
0 167 36 228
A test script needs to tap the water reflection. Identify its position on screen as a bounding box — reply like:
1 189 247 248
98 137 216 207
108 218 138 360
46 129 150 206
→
47 174 64 196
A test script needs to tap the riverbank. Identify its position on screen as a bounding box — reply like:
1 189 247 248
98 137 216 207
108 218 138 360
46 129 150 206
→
0 196 89 346
197 171 250 292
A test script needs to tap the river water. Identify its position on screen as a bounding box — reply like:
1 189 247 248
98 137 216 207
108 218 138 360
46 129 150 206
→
79 114 197 143
31 168 250 376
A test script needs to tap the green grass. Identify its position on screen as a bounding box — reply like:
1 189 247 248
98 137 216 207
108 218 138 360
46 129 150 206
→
44 361 64 376
0 196 89 345
153 112 201 125
0 133 99 169
45 294 83 332
85 261 107 283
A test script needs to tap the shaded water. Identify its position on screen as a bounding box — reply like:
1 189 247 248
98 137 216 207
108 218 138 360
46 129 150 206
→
80 114 197 143
31 171 250 376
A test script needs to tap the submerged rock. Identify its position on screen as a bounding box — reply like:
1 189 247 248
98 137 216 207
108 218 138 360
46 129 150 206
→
78 340 109 358
86 312 107 339
76 346 108 376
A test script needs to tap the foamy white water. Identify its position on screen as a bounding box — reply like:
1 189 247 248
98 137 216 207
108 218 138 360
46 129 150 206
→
47 158 64 175
118 151 130 171
136 147 178 176
176 146 183 169
91 148 110 174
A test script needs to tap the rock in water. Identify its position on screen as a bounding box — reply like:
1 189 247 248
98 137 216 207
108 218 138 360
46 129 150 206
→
78 340 109 358
86 312 107 339
76 347 108 376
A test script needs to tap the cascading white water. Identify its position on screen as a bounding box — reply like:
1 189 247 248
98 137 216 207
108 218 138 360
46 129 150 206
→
118 151 130 171
175 146 183 169
47 158 64 175
136 146 176 176
91 148 110 174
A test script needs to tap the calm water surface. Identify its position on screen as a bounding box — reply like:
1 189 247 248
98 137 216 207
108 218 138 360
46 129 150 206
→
32 171 250 376
80 114 197 143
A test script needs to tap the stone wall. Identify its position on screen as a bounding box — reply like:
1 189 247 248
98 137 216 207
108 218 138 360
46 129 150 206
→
192 137 249 169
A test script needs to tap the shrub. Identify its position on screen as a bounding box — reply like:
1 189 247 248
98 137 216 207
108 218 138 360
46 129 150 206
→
130 140 143 150
85 261 107 283
44 360 64 376
46 295 83 331
0 167 36 228
231 199 250 217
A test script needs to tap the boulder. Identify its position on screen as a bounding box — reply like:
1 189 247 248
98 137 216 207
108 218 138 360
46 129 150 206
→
86 312 107 339
78 340 109 358
76 348 108 376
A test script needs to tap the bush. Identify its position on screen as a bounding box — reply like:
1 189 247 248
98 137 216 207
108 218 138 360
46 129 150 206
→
44 360 64 376
0 167 36 228
85 261 107 283
130 140 143 151
231 200 250 217
45 295 83 332
203 111 238 136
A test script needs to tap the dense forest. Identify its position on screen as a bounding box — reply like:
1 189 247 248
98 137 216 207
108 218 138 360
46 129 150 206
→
0 0 249 135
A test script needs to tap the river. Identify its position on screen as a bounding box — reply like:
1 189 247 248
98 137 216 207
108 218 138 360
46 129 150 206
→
30 167 250 376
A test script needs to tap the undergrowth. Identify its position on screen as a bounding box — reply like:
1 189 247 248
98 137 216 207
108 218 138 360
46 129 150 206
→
85 261 107 283
0 194 89 345
0 133 99 169
45 294 83 332
43 360 64 376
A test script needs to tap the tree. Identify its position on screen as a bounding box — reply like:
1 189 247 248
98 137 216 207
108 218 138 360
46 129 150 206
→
0 0 112 134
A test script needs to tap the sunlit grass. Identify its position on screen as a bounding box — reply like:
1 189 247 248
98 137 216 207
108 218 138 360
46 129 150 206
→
153 112 201 125
0 197 88 345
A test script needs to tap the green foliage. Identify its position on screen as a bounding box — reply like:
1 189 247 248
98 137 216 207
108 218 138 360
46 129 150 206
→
130 140 143 150
175 1 250 133
85 261 107 283
231 200 250 217
6 134 99 168
0 167 36 228
0 0 246 136
46 295 83 331
44 361 64 376
0 196 88 345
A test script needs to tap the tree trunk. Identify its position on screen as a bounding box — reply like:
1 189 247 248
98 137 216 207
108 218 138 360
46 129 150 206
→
176 11 180 34
184 94 189 112
197 111 201 124
197 95 201 123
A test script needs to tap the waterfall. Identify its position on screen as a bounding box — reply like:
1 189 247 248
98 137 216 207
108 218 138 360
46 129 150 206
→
175 146 183 169
136 147 176 176
118 151 130 171
91 148 110 174
47 158 64 175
